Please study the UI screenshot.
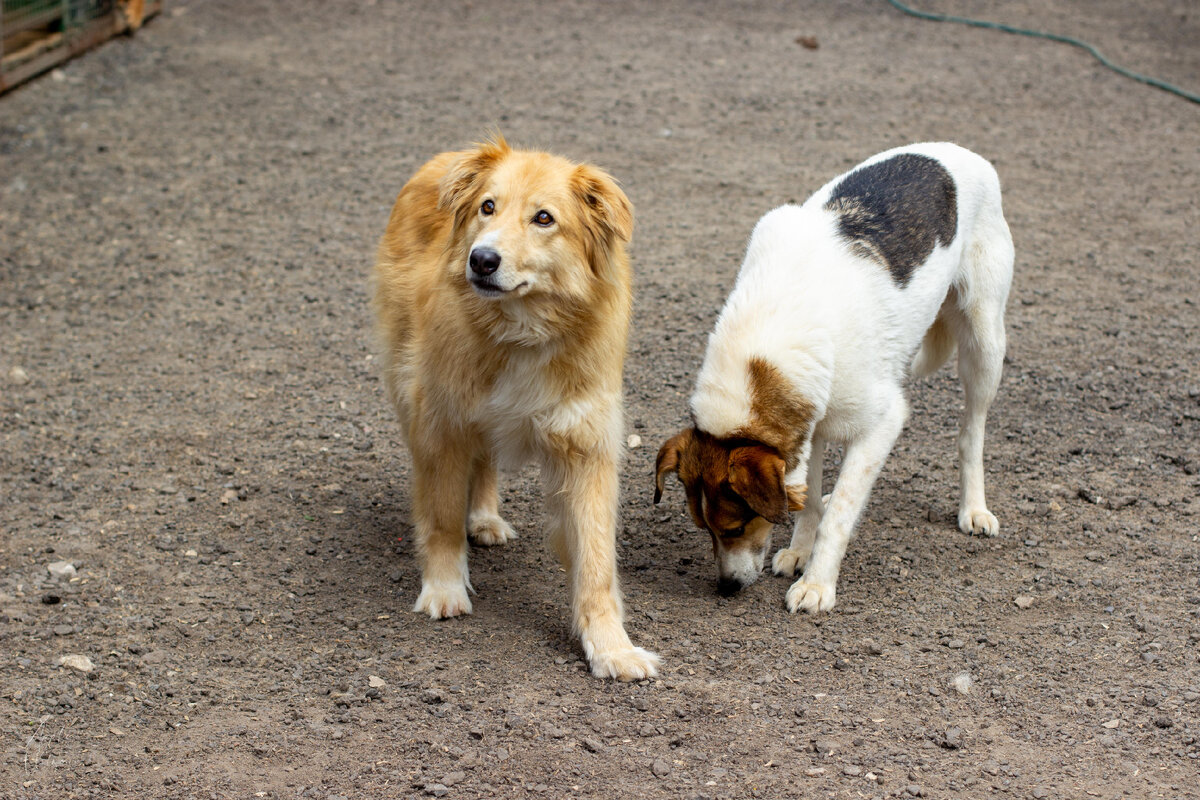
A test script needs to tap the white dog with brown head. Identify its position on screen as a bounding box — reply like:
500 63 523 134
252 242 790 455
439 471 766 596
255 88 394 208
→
657 142 1013 612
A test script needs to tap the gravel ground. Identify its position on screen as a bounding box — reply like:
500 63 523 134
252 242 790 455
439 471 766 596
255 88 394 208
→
1 1 1198 798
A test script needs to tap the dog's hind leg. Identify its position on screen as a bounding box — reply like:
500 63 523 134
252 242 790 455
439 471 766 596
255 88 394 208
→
911 298 957 379
410 426 474 619
467 455 517 546
948 225 1012 537
772 435 826 577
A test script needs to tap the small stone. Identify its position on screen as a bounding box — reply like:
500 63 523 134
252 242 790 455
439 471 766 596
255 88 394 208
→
420 689 445 704
582 737 604 753
627 434 642 449
1102 719 1120 729
843 765 862 777
368 675 386 688
942 727 963 749
906 785 924 797
813 738 837 755
58 654 94 673
946 639 965 649
804 767 825 777
47 561 77 580
424 784 449 797
1014 595 1035 609
441 771 466 786
1032 790 1049 799
952 673 973 695
651 758 671 777
184 549 198 558
1084 550 1106 563
7 365 30 384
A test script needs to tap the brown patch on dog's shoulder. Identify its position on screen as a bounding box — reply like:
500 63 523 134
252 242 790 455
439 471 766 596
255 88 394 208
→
736 358 815 469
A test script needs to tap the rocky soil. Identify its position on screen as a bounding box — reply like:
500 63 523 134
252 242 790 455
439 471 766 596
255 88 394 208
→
1 1 1197 798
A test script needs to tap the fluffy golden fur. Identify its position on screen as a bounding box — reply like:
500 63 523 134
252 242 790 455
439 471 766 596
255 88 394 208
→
371 135 658 680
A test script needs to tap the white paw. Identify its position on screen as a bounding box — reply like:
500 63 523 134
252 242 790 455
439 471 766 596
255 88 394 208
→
772 547 809 577
587 646 661 681
785 576 837 614
468 513 517 546
413 580 472 619
959 507 1000 537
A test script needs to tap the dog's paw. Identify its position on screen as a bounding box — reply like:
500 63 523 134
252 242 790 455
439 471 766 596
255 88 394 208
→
772 547 809 577
468 513 517 546
587 646 661 681
413 581 472 619
785 577 837 614
959 507 1000 537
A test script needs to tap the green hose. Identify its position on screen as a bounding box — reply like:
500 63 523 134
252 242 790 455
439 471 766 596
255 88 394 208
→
884 0 1200 105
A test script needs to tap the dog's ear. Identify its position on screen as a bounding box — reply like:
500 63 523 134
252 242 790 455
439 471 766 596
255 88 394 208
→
786 483 807 513
438 134 510 219
572 164 633 277
654 428 693 504
727 445 791 525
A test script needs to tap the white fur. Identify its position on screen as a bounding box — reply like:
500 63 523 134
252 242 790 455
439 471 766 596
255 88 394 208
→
692 142 1014 613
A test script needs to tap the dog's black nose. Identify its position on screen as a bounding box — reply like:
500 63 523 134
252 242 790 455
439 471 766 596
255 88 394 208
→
716 577 744 597
469 247 501 277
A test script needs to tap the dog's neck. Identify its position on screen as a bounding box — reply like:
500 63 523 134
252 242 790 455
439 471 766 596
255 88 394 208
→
692 355 818 472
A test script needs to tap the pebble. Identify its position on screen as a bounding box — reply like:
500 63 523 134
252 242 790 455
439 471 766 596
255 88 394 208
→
946 639 965 649
7 365 30 384
942 727 963 749
1014 595 1035 609
627 434 643 449
813 738 837 754
440 771 466 786
804 767 825 777
952 672 973 695
47 561 77 580
368 675 386 688
652 758 671 777
1102 719 1120 729
582 737 604 753
905 785 925 797
58 654 94 673
424 784 449 797
843 765 862 777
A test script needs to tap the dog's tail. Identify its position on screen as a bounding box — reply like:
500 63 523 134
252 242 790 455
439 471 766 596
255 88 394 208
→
911 315 956 378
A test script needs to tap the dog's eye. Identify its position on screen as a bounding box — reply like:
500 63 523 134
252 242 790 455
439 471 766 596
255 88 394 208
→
721 526 746 539
533 210 554 227
481 199 495 216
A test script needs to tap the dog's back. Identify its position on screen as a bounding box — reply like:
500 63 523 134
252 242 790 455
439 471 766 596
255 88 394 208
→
696 143 1011 430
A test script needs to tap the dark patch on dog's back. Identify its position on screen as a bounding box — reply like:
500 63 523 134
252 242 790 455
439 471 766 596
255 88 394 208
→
824 153 957 286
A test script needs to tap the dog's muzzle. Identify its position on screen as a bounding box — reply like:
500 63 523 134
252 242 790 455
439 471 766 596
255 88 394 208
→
469 247 501 277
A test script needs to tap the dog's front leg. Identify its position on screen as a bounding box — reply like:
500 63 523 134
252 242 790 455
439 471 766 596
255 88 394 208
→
773 435 826 577
787 397 908 614
544 450 660 681
410 427 473 619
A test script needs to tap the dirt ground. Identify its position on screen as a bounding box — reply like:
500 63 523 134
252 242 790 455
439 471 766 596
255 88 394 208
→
2 1 1198 798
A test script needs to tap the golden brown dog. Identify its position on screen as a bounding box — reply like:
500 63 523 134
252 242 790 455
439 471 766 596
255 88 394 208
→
371 135 659 680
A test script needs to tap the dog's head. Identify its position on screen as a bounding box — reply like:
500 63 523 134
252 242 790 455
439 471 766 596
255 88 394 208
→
655 427 805 594
437 134 633 307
